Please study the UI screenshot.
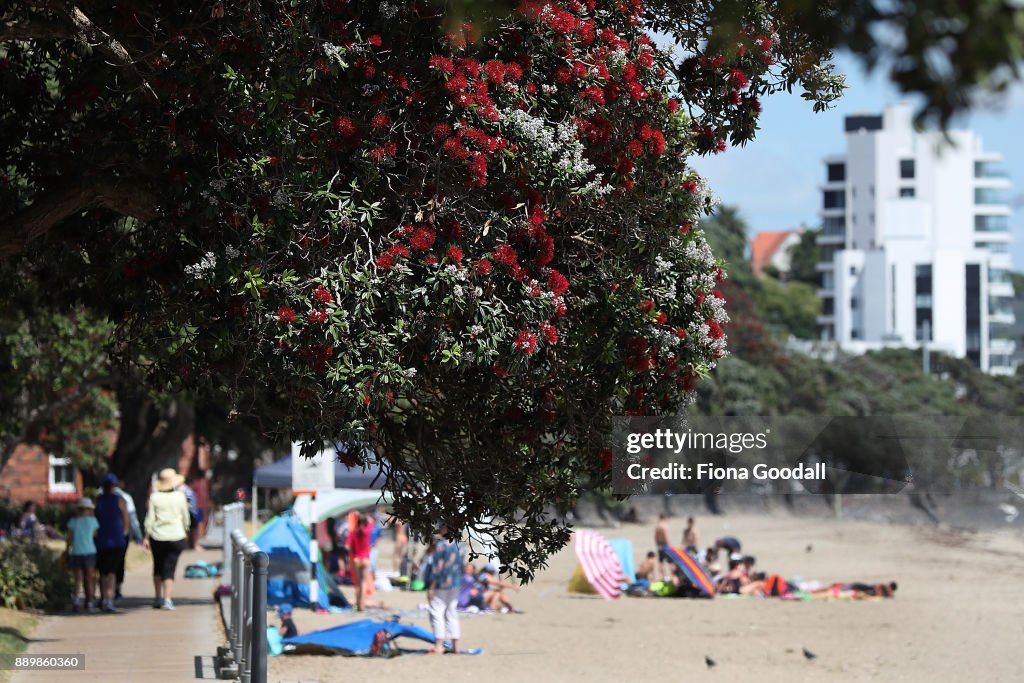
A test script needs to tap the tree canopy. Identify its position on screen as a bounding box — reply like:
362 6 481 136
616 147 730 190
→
2 0 1023 576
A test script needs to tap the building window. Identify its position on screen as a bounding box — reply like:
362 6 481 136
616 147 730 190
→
849 266 857 276
900 159 915 179
966 264 981 367
915 264 933 342
851 297 858 310
975 188 1009 205
974 161 1007 178
851 329 860 340
827 162 845 182
823 190 845 209
900 187 915 198
49 456 76 495
975 215 1009 232
822 298 834 315
976 241 1011 253
823 215 845 236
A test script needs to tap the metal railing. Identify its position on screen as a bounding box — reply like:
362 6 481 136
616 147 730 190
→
216 529 268 683
221 503 246 584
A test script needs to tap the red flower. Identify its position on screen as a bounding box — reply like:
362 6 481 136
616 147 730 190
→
598 447 613 473
312 286 332 303
376 253 394 270
682 179 698 193
492 244 518 266
333 115 359 137
514 329 538 354
367 34 382 47
729 68 749 90
639 299 655 314
655 311 667 325
370 113 391 129
707 320 725 339
276 306 296 324
548 270 570 296
410 227 436 251
446 246 464 263
428 55 455 74
540 322 558 344
673 327 687 339
308 309 328 324
473 259 492 275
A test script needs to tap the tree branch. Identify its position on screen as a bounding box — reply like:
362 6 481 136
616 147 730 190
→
0 176 159 256
4 3 159 103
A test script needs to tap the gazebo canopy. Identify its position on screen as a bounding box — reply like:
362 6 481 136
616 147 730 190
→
252 446 384 490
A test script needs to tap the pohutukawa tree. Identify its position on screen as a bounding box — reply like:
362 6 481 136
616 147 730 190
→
2 0 1020 575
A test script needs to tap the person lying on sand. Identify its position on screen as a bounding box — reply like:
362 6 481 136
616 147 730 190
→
810 581 898 599
716 558 749 594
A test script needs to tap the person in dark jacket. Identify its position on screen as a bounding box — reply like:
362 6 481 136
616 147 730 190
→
95 473 129 612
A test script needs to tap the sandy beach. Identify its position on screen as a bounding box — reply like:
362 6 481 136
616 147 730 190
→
268 508 1024 683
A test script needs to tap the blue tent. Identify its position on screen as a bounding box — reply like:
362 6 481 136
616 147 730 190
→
254 513 340 610
283 619 435 656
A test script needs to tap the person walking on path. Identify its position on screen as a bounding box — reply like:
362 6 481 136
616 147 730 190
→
113 476 143 599
144 468 190 610
95 474 130 612
422 521 465 655
66 497 99 613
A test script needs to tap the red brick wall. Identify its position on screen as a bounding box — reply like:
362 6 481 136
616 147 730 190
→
1 443 83 504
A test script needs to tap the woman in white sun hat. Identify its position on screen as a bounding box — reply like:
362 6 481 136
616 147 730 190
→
143 468 190 610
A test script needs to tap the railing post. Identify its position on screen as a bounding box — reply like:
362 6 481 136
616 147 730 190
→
232 532 245 664
240 548 252 683
218 528 267 683
249 546 269 683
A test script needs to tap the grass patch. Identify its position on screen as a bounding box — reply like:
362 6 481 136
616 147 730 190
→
0 608 39 683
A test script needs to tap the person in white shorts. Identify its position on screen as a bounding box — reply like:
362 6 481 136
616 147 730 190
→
421 520 464 654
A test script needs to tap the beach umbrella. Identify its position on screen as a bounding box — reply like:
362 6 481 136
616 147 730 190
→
573 529 629 600
664 546 716 597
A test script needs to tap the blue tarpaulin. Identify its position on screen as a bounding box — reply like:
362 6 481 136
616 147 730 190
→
283 619 435 655
608 538 636 587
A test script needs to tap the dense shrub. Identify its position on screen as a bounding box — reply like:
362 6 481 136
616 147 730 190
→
0 539 72 612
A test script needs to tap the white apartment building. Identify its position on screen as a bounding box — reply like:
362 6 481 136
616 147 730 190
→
816 103 1016 374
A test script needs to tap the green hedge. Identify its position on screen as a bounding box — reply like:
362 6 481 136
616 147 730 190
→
0 539 71 612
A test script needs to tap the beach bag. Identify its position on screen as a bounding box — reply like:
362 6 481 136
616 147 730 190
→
369 629 398 658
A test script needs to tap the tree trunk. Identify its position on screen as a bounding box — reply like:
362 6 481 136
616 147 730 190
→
109 385 195 515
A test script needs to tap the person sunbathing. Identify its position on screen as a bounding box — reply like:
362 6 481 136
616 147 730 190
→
810 581 898 599
480 564 522 613
715 559 749 594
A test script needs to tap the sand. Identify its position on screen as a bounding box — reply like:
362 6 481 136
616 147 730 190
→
267 510 1024 683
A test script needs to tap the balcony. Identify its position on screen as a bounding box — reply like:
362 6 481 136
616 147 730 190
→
989 280 1014 298
975 187 1011 206
990 337 1017 357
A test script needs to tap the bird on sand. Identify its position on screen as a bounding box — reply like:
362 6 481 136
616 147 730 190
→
803 647 817 661
705 655 716 669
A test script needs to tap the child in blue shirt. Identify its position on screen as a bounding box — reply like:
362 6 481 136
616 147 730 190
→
66 498 100 613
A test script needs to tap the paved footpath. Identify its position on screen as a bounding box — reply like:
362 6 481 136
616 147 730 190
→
14 548 223 683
